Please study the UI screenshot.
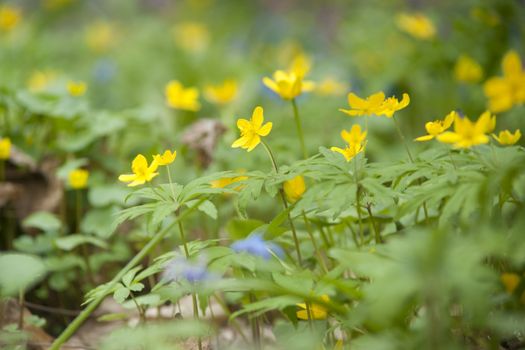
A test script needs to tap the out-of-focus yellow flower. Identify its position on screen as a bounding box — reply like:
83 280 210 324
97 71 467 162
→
165 80 200 112
68 169 89 189
492 129 521 146
0 137 11 160
415 111 457 142
153 150 177 166
0 5 21 33
43 0 74 10
484 50 525 113
283 175 306 204
331 124 367 162
210 174 248 190
501 273 520 294
396 13 436 40
27 70 57 92
232 106 272 152
380 93 410 118
454 55 483 84
172 21 209 54
296 295 330 320
263 70 315 100
315 77 347 96
204 80 238 105
289 52 311 79
67 81 87 97
437 111 496 148
118 154 159 187
85 21 116 53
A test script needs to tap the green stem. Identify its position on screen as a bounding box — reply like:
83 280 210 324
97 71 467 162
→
49 198 206 350
178 219 202 350
130 292 145 323
302 211 328 273
18 290 24 330
353 158 364 245
392 116 429 222
291 98 308 159
366 203 382 244
260 140 303 265
76 190 95 285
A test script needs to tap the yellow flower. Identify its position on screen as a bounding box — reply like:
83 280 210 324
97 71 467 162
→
0 5 21 32
483 50 525 113
210 174 248 190
380 93 410 118
231 106 272 152
396 12 436 40
67 81 87 97
437 111 496 148
315 77 347 96
492 129 521 146
339 91 386 117
289 52 312 79
296 295 330 320
165 80 201 112
204 80 238 105
415 111 457 142
68 169 89 189
454 55 483 84
262 70 315 100
27 70 57 92
85 21 116 53
0 137 11 160
501 273 521 294
331 124 367 162
118 154 159 187
153 150 177 166
283 175 306 204
172 22 209 54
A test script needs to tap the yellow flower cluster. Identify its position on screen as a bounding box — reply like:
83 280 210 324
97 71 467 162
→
0 137 11 160
437 111 496 148
415 111 457 142
484 50 525 113
396 13 436 40
0 5 21 33
119 150 176 187
339 91 410 118
165 80 201 112
331 124 367 162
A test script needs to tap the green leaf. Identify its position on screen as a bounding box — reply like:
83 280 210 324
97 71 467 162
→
22 211 62 233
55 234 108 251
88 185 131 207
113 285 130 304
0 253 47 296
81 207 120 238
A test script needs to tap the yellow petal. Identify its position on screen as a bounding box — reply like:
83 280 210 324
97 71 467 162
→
251 106 264 128
232 135 249 148
437 132 462 144
257 122 272 136
131 154 148 174
502 50 523 78
414 134 435 142
262 77 279 93
237 118 251 130
347 93 366 109
246 135 261 152
118 174 136 182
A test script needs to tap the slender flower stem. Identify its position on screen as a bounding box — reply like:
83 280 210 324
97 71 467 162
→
177 219 202 350
260 140 303 265
49 198 206 350
353 158 364 245
302 211 328 273
291 98 308 159
365 203 382 244
391 116 429 222
76 190 95 285
166 166 177 201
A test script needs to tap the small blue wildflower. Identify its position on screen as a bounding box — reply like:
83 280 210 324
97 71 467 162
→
163 256 210 283
231 234 283 260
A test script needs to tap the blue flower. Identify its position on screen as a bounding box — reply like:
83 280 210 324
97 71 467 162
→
163 257 210 283
231 234 283 260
